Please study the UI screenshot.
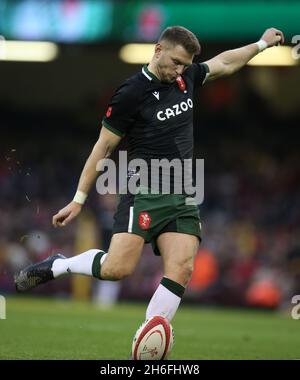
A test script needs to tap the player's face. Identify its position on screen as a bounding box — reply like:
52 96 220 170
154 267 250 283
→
155 43 193 83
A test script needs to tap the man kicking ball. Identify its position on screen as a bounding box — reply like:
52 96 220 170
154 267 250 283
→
15 25 284 341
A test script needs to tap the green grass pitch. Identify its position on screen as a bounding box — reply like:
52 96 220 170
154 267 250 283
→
0 297 299 359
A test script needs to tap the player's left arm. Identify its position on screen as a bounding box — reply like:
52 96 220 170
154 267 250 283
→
203 28 285 81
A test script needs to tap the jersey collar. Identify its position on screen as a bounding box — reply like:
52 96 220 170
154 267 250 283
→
142 65 160 83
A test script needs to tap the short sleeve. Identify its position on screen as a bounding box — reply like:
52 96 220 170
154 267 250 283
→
185 63 210 88
102 81 139 137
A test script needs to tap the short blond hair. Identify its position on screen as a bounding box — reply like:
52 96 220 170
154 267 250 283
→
158 26 201 55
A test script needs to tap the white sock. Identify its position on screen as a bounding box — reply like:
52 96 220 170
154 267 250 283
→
146 277 185 323
51 249 107 278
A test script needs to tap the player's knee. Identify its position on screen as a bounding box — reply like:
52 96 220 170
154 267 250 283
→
165 259 194 287
181 261 194 284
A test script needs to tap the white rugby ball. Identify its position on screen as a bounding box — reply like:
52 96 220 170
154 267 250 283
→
132 316 174 360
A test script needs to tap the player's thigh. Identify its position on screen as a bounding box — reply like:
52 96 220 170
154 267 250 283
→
157 232 199 284
102 232 144 276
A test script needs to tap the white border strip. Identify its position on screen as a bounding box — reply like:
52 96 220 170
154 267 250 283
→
128 206 134 233
0 295 6 319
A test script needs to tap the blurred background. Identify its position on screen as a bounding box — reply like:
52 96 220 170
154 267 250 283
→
1 0 300 312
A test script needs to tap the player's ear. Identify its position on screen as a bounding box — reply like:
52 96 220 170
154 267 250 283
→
154 43 163 58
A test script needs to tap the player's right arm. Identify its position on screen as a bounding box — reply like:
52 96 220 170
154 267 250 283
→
53 79 139 228
52 127 121 227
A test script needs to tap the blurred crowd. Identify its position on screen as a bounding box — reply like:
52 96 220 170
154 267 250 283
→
1 77 300 311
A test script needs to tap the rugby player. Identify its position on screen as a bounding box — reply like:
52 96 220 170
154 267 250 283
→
15 26 284 324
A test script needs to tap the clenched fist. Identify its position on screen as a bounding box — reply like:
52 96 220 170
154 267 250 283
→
52 201 82 227
260 28 285 48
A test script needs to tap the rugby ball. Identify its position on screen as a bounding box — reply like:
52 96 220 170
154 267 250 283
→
131 316 174 360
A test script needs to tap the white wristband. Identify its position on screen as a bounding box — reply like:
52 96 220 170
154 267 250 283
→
256 39 268 52
73 190 87 205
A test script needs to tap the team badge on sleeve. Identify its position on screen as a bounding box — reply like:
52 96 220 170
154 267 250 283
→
139 211 151 230
106 106 112 117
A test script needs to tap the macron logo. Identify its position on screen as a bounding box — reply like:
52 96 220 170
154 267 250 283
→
152 91 160 100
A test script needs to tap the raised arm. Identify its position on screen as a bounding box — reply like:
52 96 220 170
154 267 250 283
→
52 127 121 227
204 28 285 81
